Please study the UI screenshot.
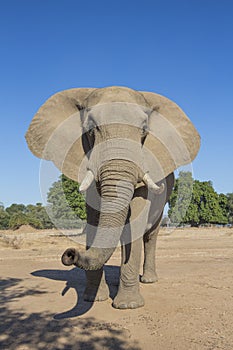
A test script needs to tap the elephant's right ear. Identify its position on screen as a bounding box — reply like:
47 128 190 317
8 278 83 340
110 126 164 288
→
25 88 96 181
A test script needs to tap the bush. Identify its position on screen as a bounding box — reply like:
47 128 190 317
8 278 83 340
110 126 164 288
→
8 213 28 230
0 209 10 229
8 213 42 230
1 235 24 249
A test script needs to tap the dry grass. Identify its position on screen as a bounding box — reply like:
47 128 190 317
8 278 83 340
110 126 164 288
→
0 235 24 249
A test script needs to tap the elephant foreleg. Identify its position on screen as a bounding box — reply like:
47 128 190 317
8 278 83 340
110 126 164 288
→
84 269 109 302
113 237 144 309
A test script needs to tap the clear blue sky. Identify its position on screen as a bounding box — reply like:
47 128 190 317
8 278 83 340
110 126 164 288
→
0 0 232 208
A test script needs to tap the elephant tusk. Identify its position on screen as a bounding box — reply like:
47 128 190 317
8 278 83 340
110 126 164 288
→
142 173 165 194
79 170 95 193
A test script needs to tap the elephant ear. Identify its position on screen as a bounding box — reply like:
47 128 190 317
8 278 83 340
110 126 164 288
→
140 91 200 183
25 88 95 181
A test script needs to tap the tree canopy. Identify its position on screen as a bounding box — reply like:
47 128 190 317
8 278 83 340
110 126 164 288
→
0 202 54 230
226 193 233 224
168 172 229 226
0 172 232 230
46 174 86 229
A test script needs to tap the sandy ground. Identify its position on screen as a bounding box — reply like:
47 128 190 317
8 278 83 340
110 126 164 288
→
0 227 233 350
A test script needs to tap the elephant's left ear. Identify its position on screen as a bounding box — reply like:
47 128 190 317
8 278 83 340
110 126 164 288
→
25 88 96 181
140 91 201 183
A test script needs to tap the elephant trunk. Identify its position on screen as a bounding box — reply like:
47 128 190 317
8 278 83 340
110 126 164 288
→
62 160 138 270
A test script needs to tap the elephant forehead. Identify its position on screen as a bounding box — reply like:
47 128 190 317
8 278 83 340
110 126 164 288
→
85 86 150 107
83 102 150 128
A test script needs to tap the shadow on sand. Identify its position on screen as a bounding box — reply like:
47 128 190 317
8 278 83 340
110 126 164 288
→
0 274 141 350
31 265 120 319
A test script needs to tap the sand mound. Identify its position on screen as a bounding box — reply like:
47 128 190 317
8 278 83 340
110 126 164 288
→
15 224 39 233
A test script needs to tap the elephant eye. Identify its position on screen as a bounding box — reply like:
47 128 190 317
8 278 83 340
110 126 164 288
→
87 119 100 136
88 128 94 136
76 103 84 111
142 123 149 136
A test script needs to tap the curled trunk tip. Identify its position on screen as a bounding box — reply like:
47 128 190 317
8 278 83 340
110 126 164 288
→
61 248 79 266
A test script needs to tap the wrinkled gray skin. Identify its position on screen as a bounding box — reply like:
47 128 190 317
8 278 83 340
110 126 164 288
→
61 104 174 309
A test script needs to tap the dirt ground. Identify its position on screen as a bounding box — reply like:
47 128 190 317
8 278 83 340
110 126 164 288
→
0 227 233 350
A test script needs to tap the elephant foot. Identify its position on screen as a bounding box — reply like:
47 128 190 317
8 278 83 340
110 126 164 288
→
84 283 109 302
84 269 109 302
113 288 144 309
140 272 158 284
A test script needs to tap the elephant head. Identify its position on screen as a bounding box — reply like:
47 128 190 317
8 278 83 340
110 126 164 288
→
25 86 200 270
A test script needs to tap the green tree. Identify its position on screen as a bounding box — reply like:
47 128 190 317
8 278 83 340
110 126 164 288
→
168 173 228 226
218 193 228 222
226 193 233 224
26 203 54 229
192 181 228 225
4 202 54 230
0 203 10 229
47 175 86 229
168 171 194 225
6 203 26 216
8 213 30 230
8 212 43 230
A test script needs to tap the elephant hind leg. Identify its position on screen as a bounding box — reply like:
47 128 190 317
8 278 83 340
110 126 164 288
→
140 215 162 284
141 173 174 283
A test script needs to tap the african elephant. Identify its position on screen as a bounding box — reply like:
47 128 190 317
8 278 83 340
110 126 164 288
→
25 86 200 309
